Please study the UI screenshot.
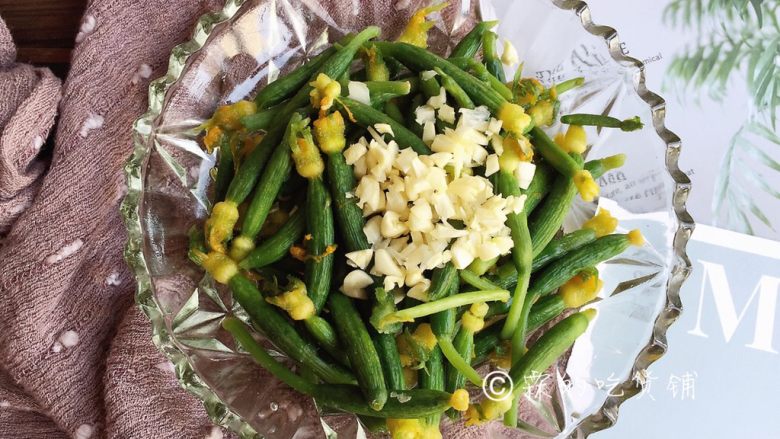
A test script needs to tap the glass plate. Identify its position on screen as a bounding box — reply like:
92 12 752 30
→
122 0 694 437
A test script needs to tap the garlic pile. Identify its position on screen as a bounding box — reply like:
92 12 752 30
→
340 84 536 301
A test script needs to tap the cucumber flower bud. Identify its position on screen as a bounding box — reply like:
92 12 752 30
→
204 100 257 131
582 208 618 237
464 397 513 426
266 277 315 320
201 251 239 284
528 99 555 127
313 111 346 154
628 229 645 246
387 418 442 439
461 302 489 332
309 73 341 112
449 389 470 411
498 102 533 137
204 201 239 254
202 126 224 153
560 270 603 308
514 78 544 106
560 125 588 154
396 323 437 368
229 235 256 262
573 170 599 202
288 117 325 179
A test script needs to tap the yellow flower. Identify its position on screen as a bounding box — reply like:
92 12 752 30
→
582 208 618 237
528 99 554 127
266 277 315 320
204 201 240 254
202 126 223 153
313 111 346 154
560 271 603 308
464 397 513 426
397 2 449 48
498 102 533 137
461 303 489 332
210 100 257 130
309 73 341 112
628 229 645 246
201 251 239 284
573 170 599 202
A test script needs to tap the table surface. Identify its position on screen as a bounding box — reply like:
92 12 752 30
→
0 0 88 77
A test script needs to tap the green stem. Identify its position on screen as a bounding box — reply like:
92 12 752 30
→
495 171 533 341
438 337 483 387
560 113 644 132
504 394 519 427
553 77 584 95
448 56 513 100
382 290 509 326
222 317 316 395
459 268 501 291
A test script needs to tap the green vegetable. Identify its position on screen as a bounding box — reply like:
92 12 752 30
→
433 67 475 109
430 279 458 339
482 31 506 82
522 162 554 215
442 303 490 406
229 274 356 385
531 233 636 298
528 154 584 256
419 72 442 98
329 292 388 411
313 385 457 418
529 126 583 178
303 315 347 365
312 109 371 255
384 100 405 124
239 207 305 270
254 46 336 109
529 156 620 256
448 56 513 100
533 228 598 272
364 80 413 104
240 104 279 131
324 150 370 253
379 289 509 330
427 262 458 301
374 330 406 391
363 43 391 82
508 310 594 396
225 26 380 205
406 93 425 137
488 228 599 290
467 256 499 276
213 134 234 202
495 170 533 342
560 113 644 132
230 114 302 260
223 317 316 394
449 20 497 59
336 97 431 155
358 416 388 434
375 42 504 111
374 42 532 136
551 77 584 95
472 295 566 364
304 177 335 312
418 345 445 426
459 269 501 291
